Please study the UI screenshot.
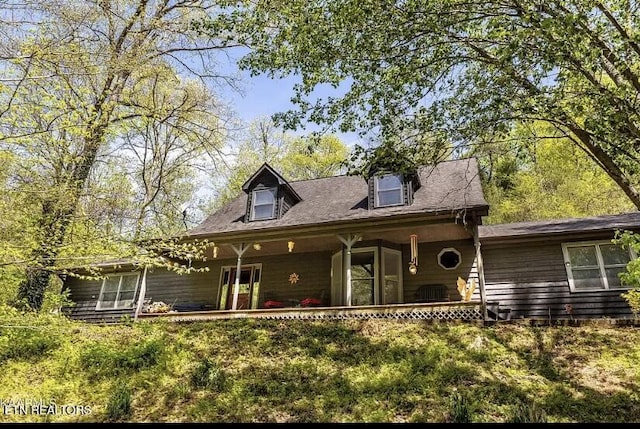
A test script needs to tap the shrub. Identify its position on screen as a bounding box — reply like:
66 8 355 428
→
190 358 226 391
80 337 164 378
0 327 59 362
0 305 62 361
509 400 547 423
106 382 132 421
447 392 473 423
614 231 640 314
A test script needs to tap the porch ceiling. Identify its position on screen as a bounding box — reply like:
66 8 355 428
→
207 221 472 260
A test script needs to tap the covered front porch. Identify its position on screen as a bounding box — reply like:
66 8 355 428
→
136 215 489 321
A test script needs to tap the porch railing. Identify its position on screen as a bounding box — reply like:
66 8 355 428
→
138 301 483 322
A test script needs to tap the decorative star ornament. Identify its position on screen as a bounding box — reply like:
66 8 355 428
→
289 273 299 284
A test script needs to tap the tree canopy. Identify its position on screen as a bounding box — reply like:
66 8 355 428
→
478 123 634 223
218 0 640 208
212 118 349 206
0 0 238 309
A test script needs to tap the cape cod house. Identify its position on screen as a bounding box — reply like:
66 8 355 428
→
61 158 640 323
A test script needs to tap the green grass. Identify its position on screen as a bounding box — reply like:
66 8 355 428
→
0 306 639 422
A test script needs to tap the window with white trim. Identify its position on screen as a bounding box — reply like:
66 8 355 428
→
374 174 404 207
562 241 635 291
251 188 277 220
96 273 139 310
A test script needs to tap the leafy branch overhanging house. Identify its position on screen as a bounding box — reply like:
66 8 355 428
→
62 158 640 323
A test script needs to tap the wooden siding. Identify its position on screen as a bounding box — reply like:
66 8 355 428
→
282 191 296 217
144 265 217 309
244 188 253 221
62 275 137 323
402 239 479 303
201 251 333 309
482 233 634 320
405 180 414 206
234 251 333 308
367 176 375 210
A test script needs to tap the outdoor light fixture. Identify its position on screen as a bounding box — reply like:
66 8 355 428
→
253 243 262 251
288 240 295 252
213 246 219 259
409 234 418 274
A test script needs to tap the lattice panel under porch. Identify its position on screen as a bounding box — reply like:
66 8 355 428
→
257 305 483 321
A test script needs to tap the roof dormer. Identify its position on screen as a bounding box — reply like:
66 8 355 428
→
241 163 302 222
368 170 420 209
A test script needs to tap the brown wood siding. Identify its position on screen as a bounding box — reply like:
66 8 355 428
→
403 178 411 206
282 192 296 217
367 177 375 210
406 180 414 206
62 275 137 323
251 171 280 189
482 234 634 319
215 251 333 308
144 265 217 309
402 239 479 303
244 189 253 222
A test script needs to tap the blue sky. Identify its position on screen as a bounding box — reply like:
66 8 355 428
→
217 63 364 147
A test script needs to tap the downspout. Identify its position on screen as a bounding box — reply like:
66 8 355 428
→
230 243 251 310
134 266 148 321
472 223 489 322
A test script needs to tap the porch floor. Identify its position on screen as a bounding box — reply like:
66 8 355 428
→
137 300 484 322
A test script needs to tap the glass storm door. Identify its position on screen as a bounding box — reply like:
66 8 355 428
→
381 248 403 304
350 250 377 306
220 266 261 310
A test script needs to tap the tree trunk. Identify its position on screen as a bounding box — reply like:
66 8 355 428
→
568 126 640 210
16 129 106 310
16 200 73 310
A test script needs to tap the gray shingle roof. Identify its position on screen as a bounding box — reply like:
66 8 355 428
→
479 211 640 239
187 158 488 238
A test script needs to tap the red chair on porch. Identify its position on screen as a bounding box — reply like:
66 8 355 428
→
263 300 286 308
300 297 323 307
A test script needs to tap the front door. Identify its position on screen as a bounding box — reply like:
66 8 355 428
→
350 249 377 306
219 265 261 310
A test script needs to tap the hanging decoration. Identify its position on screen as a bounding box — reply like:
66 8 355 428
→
253 243 262 250
288 240 295 252
409 234 418 275
289 273 300 284
213 245 219 259
457 277 476 301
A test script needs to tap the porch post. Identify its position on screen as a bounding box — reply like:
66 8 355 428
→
230 243 251 310
337 234 361 306
472 223 489 321
134 266 148 320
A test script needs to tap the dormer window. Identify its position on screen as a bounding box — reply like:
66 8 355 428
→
251 188 277 220
375 174 404 207
242 164 302 223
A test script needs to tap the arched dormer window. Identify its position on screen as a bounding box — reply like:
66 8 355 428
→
374 174 404 207
251 188 277 220
367 170 419 210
